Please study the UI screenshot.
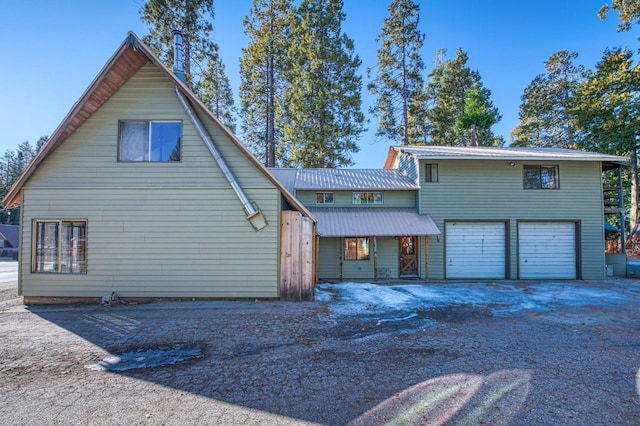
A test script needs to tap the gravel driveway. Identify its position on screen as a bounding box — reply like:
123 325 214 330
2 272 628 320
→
1 261 639 425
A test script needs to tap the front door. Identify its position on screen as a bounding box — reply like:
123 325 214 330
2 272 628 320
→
399 236 418 277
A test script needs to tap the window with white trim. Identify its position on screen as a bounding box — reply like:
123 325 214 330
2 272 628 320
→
33 220 87 273
119 121 181 162
352 192 383 205
425 163 438 182
316 192 334 204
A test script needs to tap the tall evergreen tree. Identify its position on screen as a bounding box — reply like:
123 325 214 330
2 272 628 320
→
0 139 42 224
140 0 236 128
425 48 502 146
454 84 501 146
511 51 587 148
598 0 640 31
280 0 364 168
368 0 425 146
239 0 293 167
198 52 237 132
571 48 640 233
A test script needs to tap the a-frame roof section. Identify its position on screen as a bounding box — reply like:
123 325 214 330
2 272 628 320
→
4 32 314 221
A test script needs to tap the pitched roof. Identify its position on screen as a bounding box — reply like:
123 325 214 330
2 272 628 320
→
0 225 19 248
309 208 440 237
384 146 627 168
269 168 418 192
4 32 314 222
268 169 300 195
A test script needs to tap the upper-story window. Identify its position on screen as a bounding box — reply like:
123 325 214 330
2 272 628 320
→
119 121 181 162
425 163 438 182
353 192 383 205
316 192 334 204
523 165 559 189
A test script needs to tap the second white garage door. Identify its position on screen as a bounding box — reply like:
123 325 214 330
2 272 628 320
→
518 222 577 279
446 222 506 279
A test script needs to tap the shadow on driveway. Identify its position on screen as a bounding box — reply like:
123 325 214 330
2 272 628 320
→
7 280 640 425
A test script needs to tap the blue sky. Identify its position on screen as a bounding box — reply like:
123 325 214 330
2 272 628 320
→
0 0 637 168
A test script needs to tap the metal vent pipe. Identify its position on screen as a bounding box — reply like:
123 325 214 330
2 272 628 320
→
175 86 267 231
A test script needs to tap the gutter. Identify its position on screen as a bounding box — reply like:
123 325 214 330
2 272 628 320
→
175 85 268 231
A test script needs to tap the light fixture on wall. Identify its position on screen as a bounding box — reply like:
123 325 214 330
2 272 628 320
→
509 162 516 167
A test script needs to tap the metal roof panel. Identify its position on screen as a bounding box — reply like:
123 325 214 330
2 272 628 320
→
394 146 627 164
309 208 441 237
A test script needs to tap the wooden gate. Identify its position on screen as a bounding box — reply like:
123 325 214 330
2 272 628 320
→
280 211 316 301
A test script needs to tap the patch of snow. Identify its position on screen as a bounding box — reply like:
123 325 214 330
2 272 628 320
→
376 313 419 326
86 344 202 372
316 282 633 319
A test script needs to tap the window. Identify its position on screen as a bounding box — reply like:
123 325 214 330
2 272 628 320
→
425 163 438 182
119 121 181 162
344 237 370 260
316 192 334 204
353 192 383 205
33 220 87 273
523 165 559 189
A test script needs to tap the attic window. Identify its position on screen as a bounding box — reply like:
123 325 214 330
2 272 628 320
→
119 121 181 162
353 192 383 205
316 192 334 204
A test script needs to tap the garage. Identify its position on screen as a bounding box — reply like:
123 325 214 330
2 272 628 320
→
518 222 577 279
445 222 507 279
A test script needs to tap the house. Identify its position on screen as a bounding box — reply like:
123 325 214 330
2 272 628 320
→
270 168 440 281
4 32 316 302
0 224 19 259
271 146 625 282
384 146 626 280
5 32 627 303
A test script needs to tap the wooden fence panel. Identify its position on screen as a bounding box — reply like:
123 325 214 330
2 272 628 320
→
280 211 315 301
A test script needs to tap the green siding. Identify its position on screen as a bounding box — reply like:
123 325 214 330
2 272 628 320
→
19 64 281 298
318 237 340 279
418 159 605 280
318 236 426 281
297 190 416 208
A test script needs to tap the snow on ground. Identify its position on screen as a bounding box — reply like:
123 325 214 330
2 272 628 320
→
315 281 635 318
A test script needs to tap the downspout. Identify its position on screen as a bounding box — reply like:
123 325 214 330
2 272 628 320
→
175 86 268 231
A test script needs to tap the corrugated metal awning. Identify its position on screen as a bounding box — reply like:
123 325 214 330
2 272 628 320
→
310 208 441 237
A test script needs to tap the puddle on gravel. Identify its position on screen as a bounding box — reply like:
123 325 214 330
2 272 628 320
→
86 344 203 372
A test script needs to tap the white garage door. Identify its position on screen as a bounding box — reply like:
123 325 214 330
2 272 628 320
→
446 222 506 279
519 222 576 279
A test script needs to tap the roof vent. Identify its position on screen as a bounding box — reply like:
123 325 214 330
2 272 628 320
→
171 29 186 83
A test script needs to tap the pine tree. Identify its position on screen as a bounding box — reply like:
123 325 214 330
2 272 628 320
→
198 51 237 132
571 48 640 233
511 51 587 148
280 0 364 168
598 0 640 31
425 48 502 146
239 0 293 167
368 0 425 146
0 139 42 224
454 84 502 147
140 0 236 127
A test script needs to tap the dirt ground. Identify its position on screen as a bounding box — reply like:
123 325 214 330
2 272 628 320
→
1 261 639 425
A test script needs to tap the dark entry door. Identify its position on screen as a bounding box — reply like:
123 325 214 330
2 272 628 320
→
399 236 418 277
